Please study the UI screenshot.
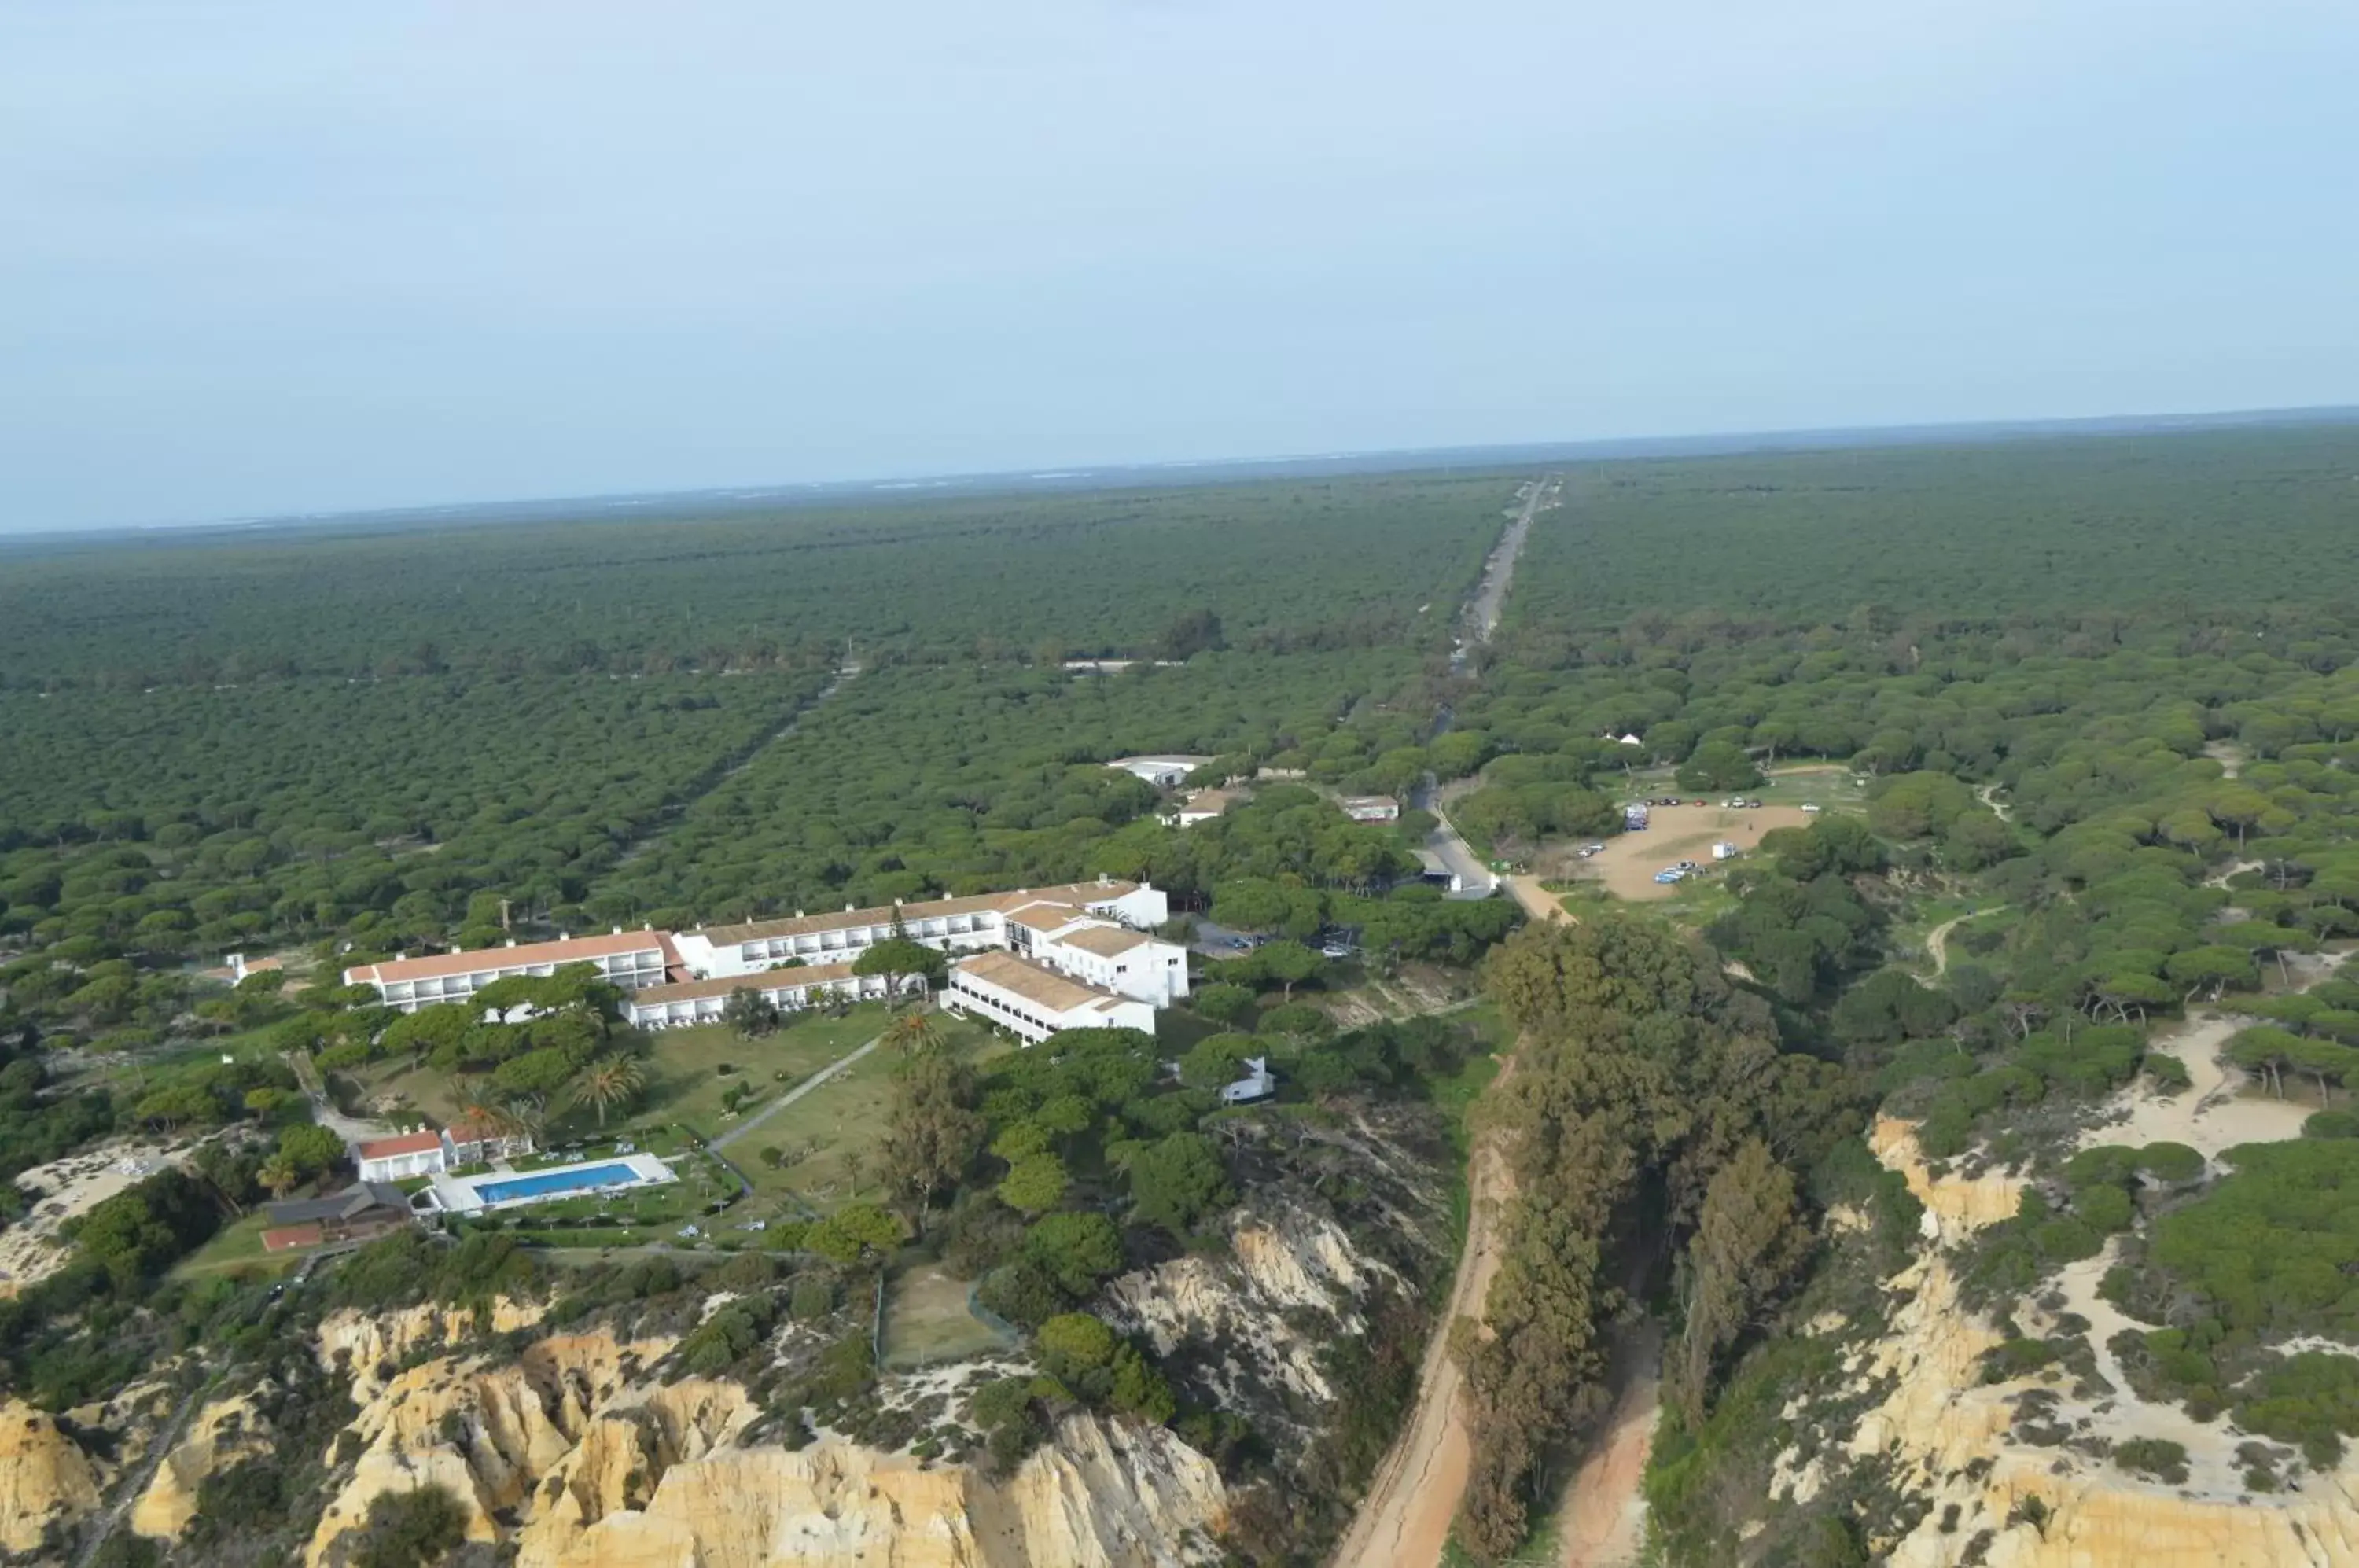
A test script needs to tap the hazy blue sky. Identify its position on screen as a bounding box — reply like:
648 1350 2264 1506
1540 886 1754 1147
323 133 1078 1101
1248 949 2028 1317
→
5 2 2355 532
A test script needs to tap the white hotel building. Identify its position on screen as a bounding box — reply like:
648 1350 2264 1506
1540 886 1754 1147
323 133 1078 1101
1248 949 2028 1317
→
666 878 1172 981
344 929 676 1014
621 963 918 1030
941 950 1156 1043
345 879 1189 1045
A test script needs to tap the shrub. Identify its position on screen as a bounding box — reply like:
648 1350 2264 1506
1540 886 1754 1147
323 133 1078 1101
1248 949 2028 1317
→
351 1483 467 1568
2114 1437 2190 1485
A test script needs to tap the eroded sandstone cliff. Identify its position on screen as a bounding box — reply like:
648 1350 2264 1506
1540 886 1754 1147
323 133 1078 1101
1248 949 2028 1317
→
296 1318 1225 1568
0 1397 101 1555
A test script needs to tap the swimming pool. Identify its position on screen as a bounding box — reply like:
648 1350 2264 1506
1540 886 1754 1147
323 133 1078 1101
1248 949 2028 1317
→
472 1161 644 1205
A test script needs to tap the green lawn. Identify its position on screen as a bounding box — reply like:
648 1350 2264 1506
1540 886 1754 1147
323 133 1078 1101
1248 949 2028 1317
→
171 1213 299 1283
626 1007 890 1140
879 1261 1017 1369
730 1014 1000 1220
353 1004 896 1143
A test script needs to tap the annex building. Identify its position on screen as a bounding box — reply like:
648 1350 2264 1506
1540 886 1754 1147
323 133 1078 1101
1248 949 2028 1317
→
942 950 1156 1043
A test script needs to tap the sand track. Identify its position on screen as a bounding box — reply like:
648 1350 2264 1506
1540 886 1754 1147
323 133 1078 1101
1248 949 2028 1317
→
1329 1130 1514 1568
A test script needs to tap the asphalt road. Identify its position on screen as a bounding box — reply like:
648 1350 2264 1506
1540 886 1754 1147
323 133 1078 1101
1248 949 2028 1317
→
1420 473 1558 897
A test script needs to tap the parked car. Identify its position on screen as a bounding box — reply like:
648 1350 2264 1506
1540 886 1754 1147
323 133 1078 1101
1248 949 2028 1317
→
1320 944 1354 959
1654 869 1685 885
1801 803 1823 814
1675 859 1698 871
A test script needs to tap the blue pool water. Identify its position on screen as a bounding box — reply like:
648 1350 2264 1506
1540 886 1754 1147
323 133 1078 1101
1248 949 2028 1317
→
473 1161 643 1205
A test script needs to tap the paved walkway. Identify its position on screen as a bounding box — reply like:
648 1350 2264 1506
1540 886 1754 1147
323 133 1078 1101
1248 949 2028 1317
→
709 1034 881 1150
284 1051 392 1145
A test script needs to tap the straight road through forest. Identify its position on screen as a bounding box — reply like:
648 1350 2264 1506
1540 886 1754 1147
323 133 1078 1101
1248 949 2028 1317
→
1421 474 1559 897
1337 478 1553 1568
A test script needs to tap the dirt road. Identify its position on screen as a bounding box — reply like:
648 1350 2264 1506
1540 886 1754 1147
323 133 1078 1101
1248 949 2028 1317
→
1506 875 1573 925
1330 1115 1516 1568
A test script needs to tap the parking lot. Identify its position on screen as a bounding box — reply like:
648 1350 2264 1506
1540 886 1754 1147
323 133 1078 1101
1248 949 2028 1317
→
1574 802 1814 901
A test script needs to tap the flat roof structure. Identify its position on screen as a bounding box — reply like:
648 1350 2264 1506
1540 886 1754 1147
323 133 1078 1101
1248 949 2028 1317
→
955 951 1133 1019
699 881 1143 947
1057 925 1152 958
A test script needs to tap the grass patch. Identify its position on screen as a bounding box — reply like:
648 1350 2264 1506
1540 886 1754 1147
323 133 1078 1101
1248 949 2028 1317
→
169 1213 298 1283
729 1014 999 1218
627 1007 889 1139
879 1261 1017 1368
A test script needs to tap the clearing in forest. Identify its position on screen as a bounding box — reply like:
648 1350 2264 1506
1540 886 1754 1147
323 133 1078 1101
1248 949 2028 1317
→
1573 804 1812 902
878 1262 1018 1369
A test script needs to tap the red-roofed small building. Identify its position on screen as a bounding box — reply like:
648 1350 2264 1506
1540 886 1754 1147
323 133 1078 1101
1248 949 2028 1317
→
355 1128 447 1182
262 1224 325 1253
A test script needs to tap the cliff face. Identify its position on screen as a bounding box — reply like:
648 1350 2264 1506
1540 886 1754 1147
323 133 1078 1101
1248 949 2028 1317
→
1104 1205 1400 1420
298 1321 1225 1568
518 1413 1223 1568
131 1391 272 1540
315 1294 549 1399
0 1397 102 1555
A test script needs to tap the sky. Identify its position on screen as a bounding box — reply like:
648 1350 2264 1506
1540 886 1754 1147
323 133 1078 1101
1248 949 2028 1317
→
4 2 2357 533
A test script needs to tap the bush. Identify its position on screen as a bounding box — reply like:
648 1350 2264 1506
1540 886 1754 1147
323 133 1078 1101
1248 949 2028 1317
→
1189 983 1256 1027
351 1482 467 1568
2113 1437 2190 1485
1023 1211 1124 1297
789 1275 837 1321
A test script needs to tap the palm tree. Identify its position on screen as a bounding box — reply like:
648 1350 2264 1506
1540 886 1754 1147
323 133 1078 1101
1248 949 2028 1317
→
504 1093 547 1144
451 1084 512 1132
259 1153 301 1200
881 1007 942 1058
569 1054 646 1129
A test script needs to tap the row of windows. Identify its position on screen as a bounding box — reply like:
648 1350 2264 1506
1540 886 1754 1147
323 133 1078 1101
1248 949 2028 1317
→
946 977 1053 1037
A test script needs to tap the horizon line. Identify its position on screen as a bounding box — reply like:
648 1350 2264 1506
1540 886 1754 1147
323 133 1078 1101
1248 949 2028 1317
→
13 400 2359 544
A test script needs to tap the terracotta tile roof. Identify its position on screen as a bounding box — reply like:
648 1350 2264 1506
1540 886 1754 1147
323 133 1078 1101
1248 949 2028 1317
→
952 951 1129 1017
627 963 861 1007
346 930 672 987
699 882 1139 947
1057 924 1152 958
447 1118 520 1147
356 1130 443 1160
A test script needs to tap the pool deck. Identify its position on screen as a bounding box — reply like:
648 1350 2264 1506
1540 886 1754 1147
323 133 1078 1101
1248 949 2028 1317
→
428 1151 673 1215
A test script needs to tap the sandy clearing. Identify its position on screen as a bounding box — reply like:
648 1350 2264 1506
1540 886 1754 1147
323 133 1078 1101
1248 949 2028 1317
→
1330 1084 1517 1568
1 1139 186 1296
1997 981 2346 1498
1575 804 1812 902
2080 1010 2311 1160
